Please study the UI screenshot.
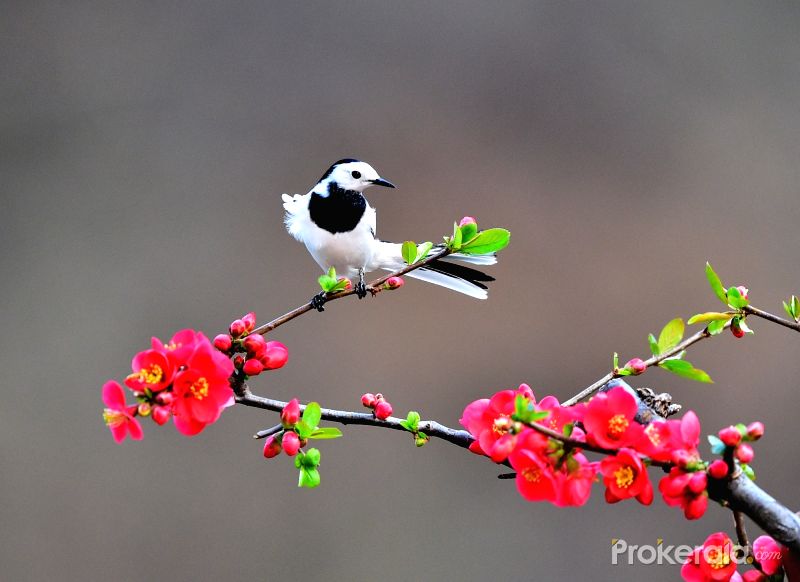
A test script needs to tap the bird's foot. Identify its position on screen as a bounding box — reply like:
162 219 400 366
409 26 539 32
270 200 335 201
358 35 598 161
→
310 291 327 312
355 281 368 299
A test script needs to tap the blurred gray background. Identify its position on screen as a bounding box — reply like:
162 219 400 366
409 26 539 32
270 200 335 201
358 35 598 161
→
2 1 800 580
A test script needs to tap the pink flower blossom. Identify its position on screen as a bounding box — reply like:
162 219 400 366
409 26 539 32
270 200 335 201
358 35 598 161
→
583 386 643 450
102 380 143 443
600 448 653 505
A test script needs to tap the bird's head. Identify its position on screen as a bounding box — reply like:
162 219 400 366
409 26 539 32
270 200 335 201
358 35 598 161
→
316 159 395 193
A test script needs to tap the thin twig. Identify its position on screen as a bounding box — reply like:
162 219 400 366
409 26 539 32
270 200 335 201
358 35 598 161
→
250 247 452 336
563 325 721 406
744 305 800 333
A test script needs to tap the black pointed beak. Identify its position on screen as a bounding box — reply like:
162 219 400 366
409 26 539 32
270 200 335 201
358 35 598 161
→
370 177 396 188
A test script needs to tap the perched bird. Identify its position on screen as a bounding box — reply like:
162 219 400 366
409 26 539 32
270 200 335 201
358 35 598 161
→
282 159 497 310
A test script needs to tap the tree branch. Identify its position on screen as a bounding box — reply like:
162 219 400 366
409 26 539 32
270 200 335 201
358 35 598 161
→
249 247 452 336
744 305 800 333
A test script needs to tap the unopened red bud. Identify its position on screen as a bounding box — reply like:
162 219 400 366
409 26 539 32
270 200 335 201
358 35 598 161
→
152 405 171 426
243 358 264 376
230 319 246 338
688 472 707 495
707 459 729 479
746 421 764 440
340 277 352 290
282 431 301 456
624 358 647 375
361 393 377 408
213 334 233 353
375 393 384 401
736 286 749 300
137 402 152 417
459 216 477 227
719 426 742 447
374 400 393 420
671 449 692 468
262 435 282 458
383 276 404 290
281 398 301 428
233 354 245 369
736 443 754 464
242 312 257 332
260 341 289 370
243 333 267 356
156 391 174 405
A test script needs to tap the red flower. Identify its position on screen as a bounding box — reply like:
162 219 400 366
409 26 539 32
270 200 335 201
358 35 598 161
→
555 452 597 507
752 535 784 576
536 395 584 433
509 431 558 503
659 467 708 520
460 384 536 462
150 328 203 367
102 380 143 443
637 420 673 462
681 532 740 581
600 448 653 505
125 349 173 393
170 339 235 436
583 386 643 450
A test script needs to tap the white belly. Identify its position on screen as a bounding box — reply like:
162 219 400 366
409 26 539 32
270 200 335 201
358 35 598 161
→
306 228 375 279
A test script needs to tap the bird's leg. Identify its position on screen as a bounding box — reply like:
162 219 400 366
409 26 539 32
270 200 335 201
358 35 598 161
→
310 291 327 312
355 269 367 299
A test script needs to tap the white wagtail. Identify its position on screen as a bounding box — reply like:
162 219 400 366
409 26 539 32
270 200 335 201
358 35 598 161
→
282 159 497 310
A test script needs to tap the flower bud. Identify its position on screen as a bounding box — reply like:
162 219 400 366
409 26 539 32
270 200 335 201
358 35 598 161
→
260 341 289 370
281 398 301 428
262 435 282 458
242 312 257 332
137 402 152 417
383 276 404 290
624 358 647 375
282 431 301 456
736 443 754 464
746 421 764 441
243 358 264 376
685 494 708 520
671 449 692 468
707 459 729 479
156 391 174 405
152 405 171 426
731 320 745 339
688 471 708 495
229 319 246 338
374 400 393 420
375 393 384 401
340 277 352 290
213 334 233 353
459 216 477 227
243 333 267 356
736 286 749 300
719 426 742 447
233 354 245 369
361 393 377 408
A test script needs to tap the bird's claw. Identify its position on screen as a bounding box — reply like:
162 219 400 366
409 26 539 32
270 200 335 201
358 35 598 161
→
355 281 368 299
310 291 327 312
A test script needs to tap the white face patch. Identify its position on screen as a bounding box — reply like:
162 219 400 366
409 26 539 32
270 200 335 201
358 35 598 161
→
326 161 382 192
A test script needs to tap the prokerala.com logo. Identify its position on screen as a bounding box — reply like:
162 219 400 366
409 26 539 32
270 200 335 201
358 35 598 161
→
610 538 782 566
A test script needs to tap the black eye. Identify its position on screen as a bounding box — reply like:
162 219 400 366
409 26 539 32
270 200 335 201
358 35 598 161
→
351 170 361 179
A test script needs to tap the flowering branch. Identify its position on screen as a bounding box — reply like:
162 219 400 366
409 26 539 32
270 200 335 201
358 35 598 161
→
248 246 452 337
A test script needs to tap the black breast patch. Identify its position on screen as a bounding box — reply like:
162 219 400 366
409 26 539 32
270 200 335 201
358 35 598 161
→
308 182 367 234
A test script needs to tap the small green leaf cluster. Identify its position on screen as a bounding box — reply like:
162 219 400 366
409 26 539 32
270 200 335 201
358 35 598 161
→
399 411 429 447
444 219 510 255
689 263 753 337
279 402 342 489
511 393 550 424
645 318 713 383
783 295 800 322
401 241 434 265
318 267 351 293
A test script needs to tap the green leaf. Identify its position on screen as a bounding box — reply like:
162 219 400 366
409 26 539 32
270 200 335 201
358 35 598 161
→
295 421 313 440
658 318 685 353
707 434 725 455
687 312 733 325
726 286 749 309
741 463 756 481
659 359 713 383
460 228 510 255
302 402 322 431
298 466 321 488
415 432 429 447
459 222 478 244
415 241 433 263
303 447 321 467
318 267 339 292
405 411 420 432
401 241 417 265
452 224 463 249
707 319 727 335
612 352 619 370
705 262 727 304
647 334 660 356
784 300 794 320
793 296 800 320
309 427 343 440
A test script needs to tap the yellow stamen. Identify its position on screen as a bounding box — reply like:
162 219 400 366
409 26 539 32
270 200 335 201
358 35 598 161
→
522 467 541 483
126 364 164 386
614 466 634 489
706 546 731 570
103 409 125 427
190 377 210 400
607 414 629 436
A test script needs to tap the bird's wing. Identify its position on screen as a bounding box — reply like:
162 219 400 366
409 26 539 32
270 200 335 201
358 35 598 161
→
281 193 312 242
